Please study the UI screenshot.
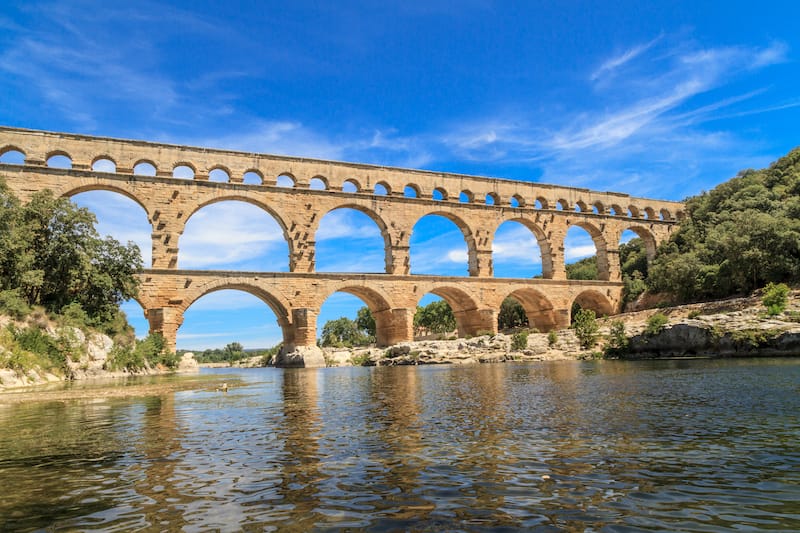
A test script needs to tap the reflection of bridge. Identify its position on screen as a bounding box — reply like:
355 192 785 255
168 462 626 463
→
0 127 683 366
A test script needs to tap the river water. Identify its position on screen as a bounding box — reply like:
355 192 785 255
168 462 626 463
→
1 359 799 531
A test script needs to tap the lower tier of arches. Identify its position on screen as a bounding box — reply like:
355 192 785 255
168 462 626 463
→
137 270 624 366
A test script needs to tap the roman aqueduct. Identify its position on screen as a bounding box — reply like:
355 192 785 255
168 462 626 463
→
0 127 683 365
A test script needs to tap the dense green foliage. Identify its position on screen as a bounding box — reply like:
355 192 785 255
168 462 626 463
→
604 320 628 357
762 282 790 316
566 239 648 306
511 331 528 350
571 309 599 348
188 342 258 363
648 148 800 301
0 179 142 333
498 297 528 330
644 313 669 336
107 333 178 371
320 316 373 347
413 300 456 336
565 256 597 280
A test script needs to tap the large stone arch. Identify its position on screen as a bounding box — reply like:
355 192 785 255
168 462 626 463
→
571 289 615 320
417 284 492 337
61 182 153 221
317 283 402 346
621 224 658 262
411 211 478 276
566 220 611 280
492 216 555 279
504 288 559 332
316 203 393 273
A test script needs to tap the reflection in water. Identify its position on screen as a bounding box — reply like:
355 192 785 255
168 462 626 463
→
1 359 799 531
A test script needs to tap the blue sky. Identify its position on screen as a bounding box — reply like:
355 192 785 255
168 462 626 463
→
1 1 799 349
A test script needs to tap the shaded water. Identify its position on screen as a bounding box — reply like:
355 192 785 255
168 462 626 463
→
1 359 799 531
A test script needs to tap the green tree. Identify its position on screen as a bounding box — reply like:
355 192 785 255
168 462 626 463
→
498 297 528 330
355 306 376 337
320 317 371 347
414 300 456 336
762 282 790 315
566 256 598 280
571 309 599 349
604 320 628 357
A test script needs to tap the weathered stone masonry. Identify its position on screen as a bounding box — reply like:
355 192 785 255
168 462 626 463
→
0 127 683 362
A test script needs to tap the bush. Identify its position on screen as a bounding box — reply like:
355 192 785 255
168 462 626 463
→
762 282 790 316
572 309 599 349
0 289 32 320
547 330 558 346
511 331 528 351
604 320 628 357
645 313 669 336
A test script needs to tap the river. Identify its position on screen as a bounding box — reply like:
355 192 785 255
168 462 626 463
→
1 359 799 531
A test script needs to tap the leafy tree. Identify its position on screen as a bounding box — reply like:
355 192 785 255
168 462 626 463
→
604 320 628 357
644 313 668 336
320 317 371 347
498 297 528 330
355 306 376 337
571 309 599 349
414 300 456 336
762 282 790 315
566 256 598 280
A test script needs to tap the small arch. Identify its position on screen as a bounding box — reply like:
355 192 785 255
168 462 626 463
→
133 160 157 176
209 167 230 183
622 226 658 262
404 184 420 198
504 288 559 332
91 156 116 172
47 152 72 169
309 176 328 190
374 182 390 195
534 197 547 209
420 287 483 337
485 192 499 206
432 187 447 201
276 173 295 188
571 290 615 321
459 190 473 203
243 169 263 185
510 194 525 208
0 146 26 164
643 207 656 220
611 204 624 216
628 205 640 218
173 164 195 179
592 202 604 215
575 200 588 213
342 178 360 193
556 199 569 211
659 208 671 220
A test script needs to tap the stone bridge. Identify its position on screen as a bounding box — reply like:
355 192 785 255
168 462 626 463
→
0 127 683 365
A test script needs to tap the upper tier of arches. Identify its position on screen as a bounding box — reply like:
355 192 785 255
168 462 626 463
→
0 127 685 221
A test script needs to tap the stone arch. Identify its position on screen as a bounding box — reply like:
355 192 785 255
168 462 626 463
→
420 285 487 337
317 203 392 273
565 221 610 280
492 217 554 279
504 288 559 332
91 155 117 172
133 159 158 176
276 173 296 187
46 151 73 169
342 178 361 192
309 176 328 190
485 192 499 205
571 290 615 320
510 194 525 208
0 145 26 162
374 181 391 195
459 190 473 203
180 282 294 341
621 225 658 262
208 165 232 183
318 284 397 346
411 211 478 276
643 207 656 220
575 200 588 212
659 208 671 220
610 203 624 216
243 169 264 185
432 187 448 201
404 184 421 198
61 182 152 221
592 201 605 214
627 205 640 218
172 162 196 179
556 199 569 210
535 197 548 209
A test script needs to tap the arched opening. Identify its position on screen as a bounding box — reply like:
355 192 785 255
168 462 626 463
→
432 187 447 201
619 228 654 306
501 289 559 332
575 200 588 212
243 170 263 185
459 190 473 203
534 198 546 209
404 184 419 198
342 179 360 193
485 192 498 206
571 290 614 323
315 207 388 273
178 289 285 355
173 164 195 179
69 190 152 266
564 225 604 280
309 176 327 190
611 204 624 216
180 200 290 271
209 168 230 183
120 299 149 340
374 182 390 196
410 214 473 276
510 194 524 208
556 199 568 210
318 287 393 348
628 205 640 218
0 147 25 165
643 207 655 220
276 174 295 188
47 153 72 169
659 208 670 220
91 157 116 172
492 220 546 278
621 227 657 263
133 161 157 176
416 287 484 338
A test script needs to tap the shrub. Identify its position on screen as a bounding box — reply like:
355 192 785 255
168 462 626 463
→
572 309 599 349
350 353 373 366
645 313 669 336
547 330 558 347
0 289 32 320
604 320 628 357
511 331 528 351
762 282 790 316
